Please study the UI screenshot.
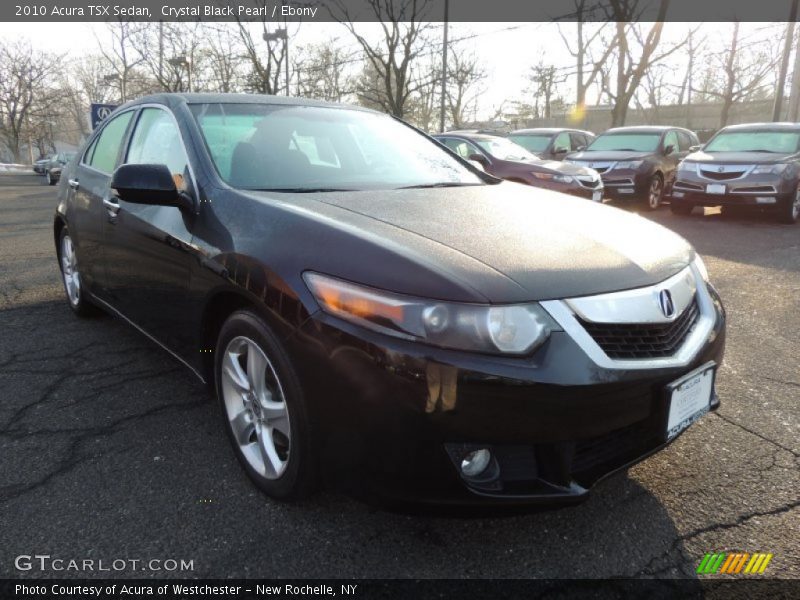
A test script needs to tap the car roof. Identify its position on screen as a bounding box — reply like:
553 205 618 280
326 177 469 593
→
601 125 685 134
510 128 594 136
718 122 800 132
122 92 378 114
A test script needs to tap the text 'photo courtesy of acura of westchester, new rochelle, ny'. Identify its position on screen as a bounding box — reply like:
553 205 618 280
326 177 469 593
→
54 93 725 507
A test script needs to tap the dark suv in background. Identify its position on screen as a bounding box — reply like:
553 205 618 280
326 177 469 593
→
670 122 800 224
435 132 604 201
508 128 595 161
566 126 699 209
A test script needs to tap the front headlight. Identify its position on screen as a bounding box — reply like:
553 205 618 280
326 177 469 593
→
614 160 643 170
531 172 574 183
752 163 790 175
304 272 557 355
692 254 709 282
677 161 695 173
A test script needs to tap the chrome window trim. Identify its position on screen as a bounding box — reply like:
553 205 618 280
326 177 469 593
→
541 264 715 370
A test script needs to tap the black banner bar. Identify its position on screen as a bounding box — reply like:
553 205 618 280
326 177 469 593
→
2 579 800 600
3 0 800 23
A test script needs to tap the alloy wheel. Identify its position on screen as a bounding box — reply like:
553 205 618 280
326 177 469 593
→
60 234 81 306
648 177 663 209
793 187 800 221
220 336 291 480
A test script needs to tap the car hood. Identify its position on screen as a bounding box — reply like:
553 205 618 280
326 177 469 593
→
567 150 652 162
529 160 596 176
279 183 692 302
685 150 799 164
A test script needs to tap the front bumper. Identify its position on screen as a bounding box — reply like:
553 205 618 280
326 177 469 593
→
601 170 649 199
670 174 794 208
530 178 604 201
288 283 726 507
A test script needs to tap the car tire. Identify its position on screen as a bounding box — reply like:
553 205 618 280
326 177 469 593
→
777 187 800 224
670 201 694 215
215 310 315 501
645 174 664 210
58 227 98 317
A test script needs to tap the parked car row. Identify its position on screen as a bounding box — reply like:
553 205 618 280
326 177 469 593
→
434 122 800 224
32 152 75 185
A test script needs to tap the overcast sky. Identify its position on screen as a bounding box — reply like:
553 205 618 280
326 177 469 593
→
0 21 782 119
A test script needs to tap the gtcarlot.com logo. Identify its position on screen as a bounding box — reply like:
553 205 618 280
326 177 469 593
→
697 552 773 575
15 554 194 573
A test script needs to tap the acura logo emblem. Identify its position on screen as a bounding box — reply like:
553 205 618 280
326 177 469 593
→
658 289 675 318
717 166 725 173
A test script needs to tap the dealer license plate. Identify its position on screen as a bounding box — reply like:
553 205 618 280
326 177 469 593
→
665 362 715 441
706 184 726 195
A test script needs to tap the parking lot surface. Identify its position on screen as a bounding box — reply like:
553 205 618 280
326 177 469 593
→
0 171 797 578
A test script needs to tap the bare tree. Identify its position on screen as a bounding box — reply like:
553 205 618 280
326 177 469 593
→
235 12 292 95
445 46 486 128
330 0 434 118
130 22 206 93
94 22 144 102
557 0 615 107
0 40 62 162
528 62 565 119
294 40 355 102
204 25 247 93
604 0 691 126
694 23 781 127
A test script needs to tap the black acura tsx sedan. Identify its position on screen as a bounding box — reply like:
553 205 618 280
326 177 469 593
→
54 93 726 506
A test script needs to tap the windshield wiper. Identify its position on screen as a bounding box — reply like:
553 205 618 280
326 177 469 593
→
395 182 483 190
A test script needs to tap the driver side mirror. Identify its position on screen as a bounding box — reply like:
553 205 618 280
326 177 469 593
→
574 145 586 152
663 144 675 156
689 144 701 152
554 146 569 155
111 163 193 211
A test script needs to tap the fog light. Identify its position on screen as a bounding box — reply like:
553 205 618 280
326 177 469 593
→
460 448 491 478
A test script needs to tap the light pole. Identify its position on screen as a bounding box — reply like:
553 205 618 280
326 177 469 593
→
263 28 290 95
169 56 192 92
439 0 449 133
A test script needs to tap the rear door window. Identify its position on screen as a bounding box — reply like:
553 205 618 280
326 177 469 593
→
553 132 571 152
663 131 679 153
88 111 134 174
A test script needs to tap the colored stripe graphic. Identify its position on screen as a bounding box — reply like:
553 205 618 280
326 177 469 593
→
733 553 749 573
697 554 712 574
720 554 736 574
700 552 773 575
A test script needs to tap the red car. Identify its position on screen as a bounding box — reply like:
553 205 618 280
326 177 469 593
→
434 132 603 202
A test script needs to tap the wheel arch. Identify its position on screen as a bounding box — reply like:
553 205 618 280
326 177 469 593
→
199 283 312 385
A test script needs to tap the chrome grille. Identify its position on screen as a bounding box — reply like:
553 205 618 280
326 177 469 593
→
578 298 700 359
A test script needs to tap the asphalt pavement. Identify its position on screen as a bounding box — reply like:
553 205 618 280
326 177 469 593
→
0 171 797 579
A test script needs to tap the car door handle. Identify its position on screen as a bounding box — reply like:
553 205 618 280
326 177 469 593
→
68 178 79 190
103 197 120 215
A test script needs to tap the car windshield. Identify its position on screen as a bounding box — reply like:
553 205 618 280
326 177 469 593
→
474 138 536 161
189 103 483 191
507 134 551 152
704 131 800 153
587 133 661 152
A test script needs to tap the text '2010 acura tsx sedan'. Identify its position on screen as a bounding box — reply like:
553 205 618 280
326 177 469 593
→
54 94 726 507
